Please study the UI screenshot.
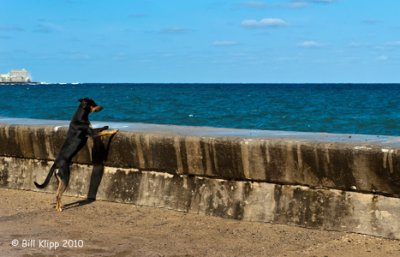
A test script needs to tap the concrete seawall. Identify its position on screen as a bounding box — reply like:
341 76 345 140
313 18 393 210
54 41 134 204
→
1 118 400 239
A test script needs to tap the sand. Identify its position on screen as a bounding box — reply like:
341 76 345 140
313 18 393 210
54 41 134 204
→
1 188 400 257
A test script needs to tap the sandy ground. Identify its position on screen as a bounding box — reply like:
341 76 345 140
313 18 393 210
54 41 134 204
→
1 188 400 257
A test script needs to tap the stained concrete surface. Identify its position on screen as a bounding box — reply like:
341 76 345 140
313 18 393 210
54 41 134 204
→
1 188 400 257
3 156 400 240
2 122 400 197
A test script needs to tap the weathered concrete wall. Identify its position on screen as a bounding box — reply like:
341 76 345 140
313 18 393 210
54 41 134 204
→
1 123 400 197
2 156 400 239
1 120 400 239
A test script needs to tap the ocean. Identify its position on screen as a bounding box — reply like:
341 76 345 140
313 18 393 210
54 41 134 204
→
1 83 400 136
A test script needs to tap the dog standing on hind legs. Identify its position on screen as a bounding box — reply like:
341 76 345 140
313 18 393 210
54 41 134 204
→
34 98 118 212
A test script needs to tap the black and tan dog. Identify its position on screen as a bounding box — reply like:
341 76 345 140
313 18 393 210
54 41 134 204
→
34 97 118 212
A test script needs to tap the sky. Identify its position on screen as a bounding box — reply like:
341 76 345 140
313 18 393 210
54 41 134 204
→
1 0 400 83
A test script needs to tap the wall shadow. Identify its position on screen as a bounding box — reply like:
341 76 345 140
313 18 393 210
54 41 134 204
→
64 134 116 210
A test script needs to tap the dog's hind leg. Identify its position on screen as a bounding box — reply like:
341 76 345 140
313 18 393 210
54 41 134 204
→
55 176 66 212
55 168 70 212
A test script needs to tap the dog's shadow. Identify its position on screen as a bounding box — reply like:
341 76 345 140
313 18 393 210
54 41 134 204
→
63 134 116 210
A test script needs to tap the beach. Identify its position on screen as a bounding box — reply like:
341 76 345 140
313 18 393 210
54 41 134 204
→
2 188 400 257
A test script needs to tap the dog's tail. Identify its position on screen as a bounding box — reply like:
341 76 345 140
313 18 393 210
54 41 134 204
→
34 165 56 189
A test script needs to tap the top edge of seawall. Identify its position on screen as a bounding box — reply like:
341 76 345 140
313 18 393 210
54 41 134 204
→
1 117 400 147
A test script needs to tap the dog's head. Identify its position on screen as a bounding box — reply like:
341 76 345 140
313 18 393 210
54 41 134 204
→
78 97 103 113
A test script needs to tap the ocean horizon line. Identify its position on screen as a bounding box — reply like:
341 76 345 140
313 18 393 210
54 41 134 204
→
2 82 400 85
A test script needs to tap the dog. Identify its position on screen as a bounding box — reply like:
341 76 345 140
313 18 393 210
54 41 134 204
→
34 97 118 212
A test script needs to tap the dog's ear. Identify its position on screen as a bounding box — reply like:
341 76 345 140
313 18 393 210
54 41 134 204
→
78 98 89 109
78 97 89 103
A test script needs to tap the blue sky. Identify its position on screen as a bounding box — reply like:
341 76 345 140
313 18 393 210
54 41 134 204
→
1 0 400 83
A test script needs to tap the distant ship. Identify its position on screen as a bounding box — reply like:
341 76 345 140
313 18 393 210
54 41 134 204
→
0 69 35 84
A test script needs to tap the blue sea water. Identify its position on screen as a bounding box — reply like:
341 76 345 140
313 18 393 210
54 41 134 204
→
1 83 400 136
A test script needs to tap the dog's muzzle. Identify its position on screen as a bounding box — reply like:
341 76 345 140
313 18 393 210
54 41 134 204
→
91 105 103 112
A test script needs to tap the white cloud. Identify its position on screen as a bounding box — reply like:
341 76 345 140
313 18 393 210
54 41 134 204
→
241 18 288 28
288 0 335 8
212 40 239 46
348 42 366 48
288 2 308 8
385 41 400 47
373 41 400 50
362 19 380 25
378 55 388 61
241 1 267 9
161 27 188 34
312 0 335 3
0 25 24 32
34 22 64 33
297 40 323 48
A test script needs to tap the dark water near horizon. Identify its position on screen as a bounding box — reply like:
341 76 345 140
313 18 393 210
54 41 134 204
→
1 83 400 136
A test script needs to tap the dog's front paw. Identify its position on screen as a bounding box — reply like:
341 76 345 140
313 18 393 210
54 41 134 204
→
111 129 119 135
